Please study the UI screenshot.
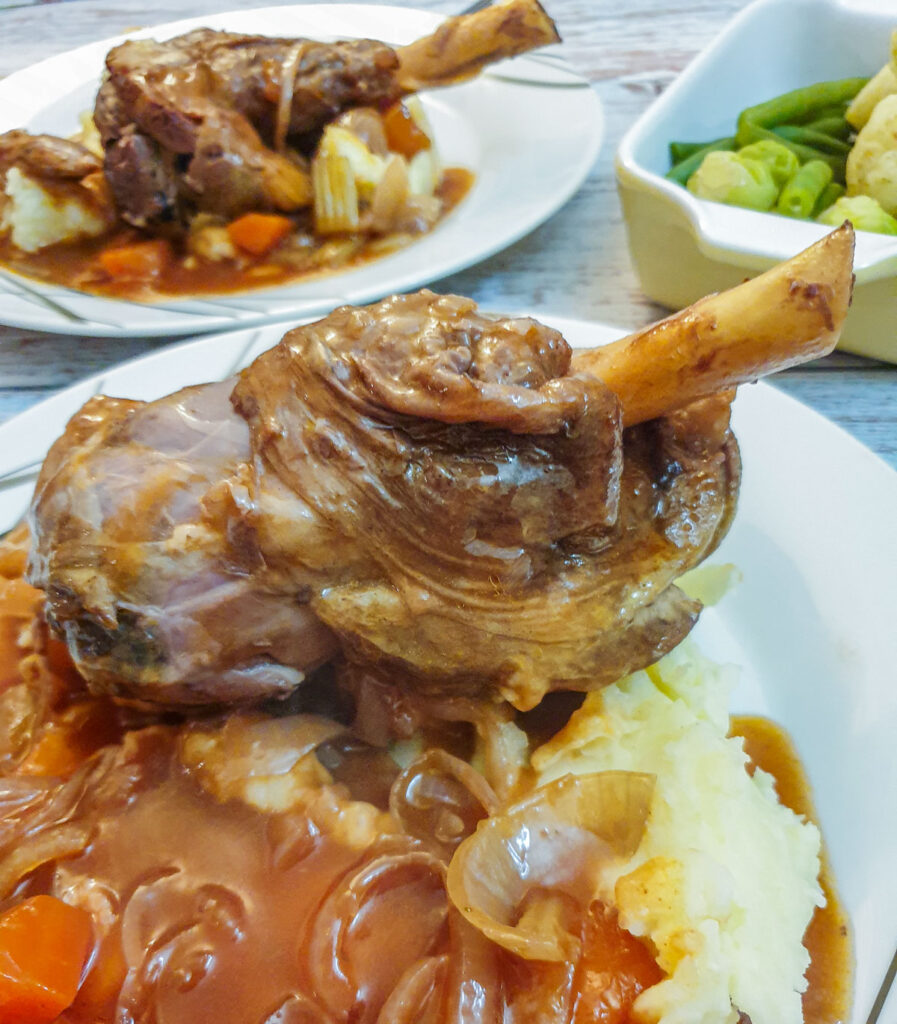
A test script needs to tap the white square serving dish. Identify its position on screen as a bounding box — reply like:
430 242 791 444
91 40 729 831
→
615 0 897 364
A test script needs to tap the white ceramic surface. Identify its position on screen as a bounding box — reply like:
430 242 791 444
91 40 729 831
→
615 0 897 363
0 4 601 336
0 315 895 1020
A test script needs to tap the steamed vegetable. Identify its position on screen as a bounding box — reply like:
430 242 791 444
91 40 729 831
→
227 212 294 255
686 150 778 210
817 193 897 234
0 895 93 1024
667 57 897 232
776 159 832 218
666 137 736 185
846 30 897 129
736 139 800 187
846 93 897 215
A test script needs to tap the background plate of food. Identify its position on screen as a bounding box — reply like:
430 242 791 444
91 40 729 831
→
0 229 894 1022
0 2 601 336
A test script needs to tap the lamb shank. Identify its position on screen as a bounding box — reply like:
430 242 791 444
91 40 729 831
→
27 226 855 710
93 0 559 226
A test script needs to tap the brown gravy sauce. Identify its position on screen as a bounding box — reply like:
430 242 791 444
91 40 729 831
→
731 715 853 1024
0 168 474 302
53 730 447 1024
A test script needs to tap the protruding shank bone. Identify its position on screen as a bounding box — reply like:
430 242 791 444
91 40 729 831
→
396 0 561 92
574 223 855 426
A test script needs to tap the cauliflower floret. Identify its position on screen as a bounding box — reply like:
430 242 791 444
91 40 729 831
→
0 166 109 253
846 93 897 216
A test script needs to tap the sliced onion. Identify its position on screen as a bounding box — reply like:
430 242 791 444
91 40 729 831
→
374 955 448 1024
445 771 654 962
274 42 305 152
389 749 498 860
369 155 410 235
442 909 502 1024
0 822 91 898
308 849 449 1022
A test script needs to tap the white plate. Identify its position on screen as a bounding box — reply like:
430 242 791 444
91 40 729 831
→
0 317 895 1021
0 4 600 337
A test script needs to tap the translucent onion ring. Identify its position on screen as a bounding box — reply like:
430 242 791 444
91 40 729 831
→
445 771 654 962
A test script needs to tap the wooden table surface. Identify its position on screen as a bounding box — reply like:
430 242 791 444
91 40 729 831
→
0 0 895 471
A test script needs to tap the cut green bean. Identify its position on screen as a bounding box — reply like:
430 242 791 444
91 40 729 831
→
771 124 851 155
736 78 868 143
787 101 851 125
732 121 847 181
801 115 852 140
813 181 845 216
776 159 833 218
669 140 713 163
666 137 736 185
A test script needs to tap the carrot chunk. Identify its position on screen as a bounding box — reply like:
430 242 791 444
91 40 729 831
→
98 239 171 279
383 101 431 159
0 895 94 1024
18 700 122 778
227 213 293 255
572 901 664 1024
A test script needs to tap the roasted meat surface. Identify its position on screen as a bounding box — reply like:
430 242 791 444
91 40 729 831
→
29 292 736 710
28 379 337 705
27 225 856 710
0 130 102 180
93 1 559 227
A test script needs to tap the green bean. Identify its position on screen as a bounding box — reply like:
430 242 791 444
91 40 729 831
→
776 159 833 218
666 137 736 185
788 101 851 125
801 116 852 140
771 124 851 155
733 121 847 181
735 78 868 144
813 181 845 216
669 140 713 163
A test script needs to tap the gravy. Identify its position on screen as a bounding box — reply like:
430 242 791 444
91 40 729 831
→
0 168 474 302
731 715 853 1024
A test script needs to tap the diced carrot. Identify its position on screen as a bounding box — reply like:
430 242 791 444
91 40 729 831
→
18 700 122 777
226 213 294 255
98 239 171 280
0 895 94 1024
383 101 431 159
571 901 664 1024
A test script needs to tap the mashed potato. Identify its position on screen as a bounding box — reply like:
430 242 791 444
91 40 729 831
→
533 642 823 1024
0 166 108 252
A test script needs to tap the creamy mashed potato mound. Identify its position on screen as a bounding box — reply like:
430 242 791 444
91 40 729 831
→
533 641 823 1024
1 166 107 252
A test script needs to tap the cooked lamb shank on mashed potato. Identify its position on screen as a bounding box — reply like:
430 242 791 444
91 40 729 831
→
27 226 854 711
0 226 854 1024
